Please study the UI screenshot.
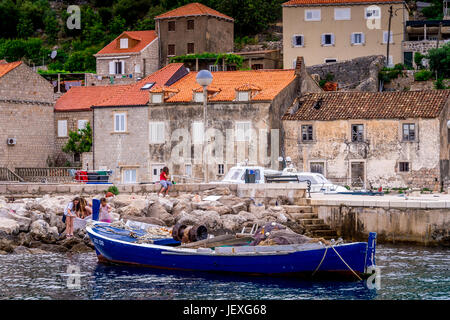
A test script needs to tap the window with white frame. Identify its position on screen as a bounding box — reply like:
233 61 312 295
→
351 32 365 45
120 38 128 49
237 91 250 102
321 33 335 46
78 119 88 130
310 162 325 175
383 31 394 44
334 8 351 20
192 122 204 144
114 113 126 132
185 164 192 177
292 35 304 47
149 122 165 144
123 169 137 184
305 9 321 21
365 7 380 18
151 93 163 104
236 121 251 142
194 92 204 102
57 120 67 137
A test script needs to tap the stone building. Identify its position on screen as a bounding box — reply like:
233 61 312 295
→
91 30 159 86
282 90 450 190
282 0 407 67
236 49 283 70
155 2 234 67
91 57 321 184
0 61 54 169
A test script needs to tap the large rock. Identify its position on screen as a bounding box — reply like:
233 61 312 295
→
119 199 148 217
220 214 248 233
157 198 175 213
202 187 231 196
112 194 146 209
147 203 174 225
30 220 59 242
0 208 32 232
172 199 193 218
0 217 20 235
231 202 247 214
121 215 167 227
176 210 222 230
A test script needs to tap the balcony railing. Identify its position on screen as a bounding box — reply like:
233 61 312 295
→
0 167 24 182
15 167 80 183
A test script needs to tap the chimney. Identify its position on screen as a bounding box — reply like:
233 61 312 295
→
294 56 305 76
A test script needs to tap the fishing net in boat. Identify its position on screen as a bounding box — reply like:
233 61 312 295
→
251 222 313 246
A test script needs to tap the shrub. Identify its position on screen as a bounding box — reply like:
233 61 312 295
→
434 78 447 89
107 186 119 195
414 70 433 81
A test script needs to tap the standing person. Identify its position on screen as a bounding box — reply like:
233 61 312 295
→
64 197 80 238
99 198 113 223
158 167 172 198
79 197 92 219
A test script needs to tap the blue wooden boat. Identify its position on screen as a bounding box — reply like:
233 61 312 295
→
86 222 377 280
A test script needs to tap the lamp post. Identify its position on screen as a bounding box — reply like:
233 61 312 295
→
196 70 213 183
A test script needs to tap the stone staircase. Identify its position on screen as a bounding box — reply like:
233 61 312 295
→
283 205 338 240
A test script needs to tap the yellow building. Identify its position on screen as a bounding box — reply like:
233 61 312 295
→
282 0 407 67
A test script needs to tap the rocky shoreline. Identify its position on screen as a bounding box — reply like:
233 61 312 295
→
0 187 306 255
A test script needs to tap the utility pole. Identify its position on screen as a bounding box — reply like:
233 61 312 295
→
386 5 393 67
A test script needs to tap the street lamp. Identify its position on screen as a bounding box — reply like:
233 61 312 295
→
196 70 213 183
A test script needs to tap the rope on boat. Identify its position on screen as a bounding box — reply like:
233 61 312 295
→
312 244 363 281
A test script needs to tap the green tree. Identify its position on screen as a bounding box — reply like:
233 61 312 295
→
44 11 59 43
427 43 450 79
17 16 34 38
134 5 166 31
421 0 443 20
62 122 93 156
108 15 127 38
0 0 19 38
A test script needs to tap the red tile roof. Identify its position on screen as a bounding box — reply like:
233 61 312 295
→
282 90 450 121
283 0 402 5
155 2 233 21
54 85 129 112
96 30 158 55
95 63 187 107
163 69 297 103
0 61 22 79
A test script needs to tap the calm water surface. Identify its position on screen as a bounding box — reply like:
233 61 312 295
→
0 244 448 300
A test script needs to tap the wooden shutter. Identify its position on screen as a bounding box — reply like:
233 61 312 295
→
109 61 115 75
121 61 125 74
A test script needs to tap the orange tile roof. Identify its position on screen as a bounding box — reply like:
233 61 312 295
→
155 2 233 21
54 85 130 112
95 63 187 107
283 0 402 5
0 61 22 79
96 30 158 55
164 69 297 103
282 90 450 121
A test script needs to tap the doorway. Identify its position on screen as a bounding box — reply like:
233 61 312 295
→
351 162 365 188
151 164 165 182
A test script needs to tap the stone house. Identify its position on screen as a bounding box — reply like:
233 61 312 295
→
91 57 321 184
155 2 234 68
91 30 159 85
0 61 54 169
236 49 283 70
282 90 450 190
282 0 407 67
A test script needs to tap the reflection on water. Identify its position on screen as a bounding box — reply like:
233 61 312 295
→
0 244 448 300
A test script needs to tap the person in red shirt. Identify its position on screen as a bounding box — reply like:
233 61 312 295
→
158 167 172 198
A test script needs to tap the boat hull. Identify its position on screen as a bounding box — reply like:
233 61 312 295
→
87 225 376 278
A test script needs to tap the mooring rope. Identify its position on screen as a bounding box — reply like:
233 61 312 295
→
330 245 363 281
312 246 328 277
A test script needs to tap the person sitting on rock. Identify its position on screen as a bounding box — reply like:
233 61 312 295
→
99 198 112 223
79 197 92 219
64 197 80 238
158 167 172 198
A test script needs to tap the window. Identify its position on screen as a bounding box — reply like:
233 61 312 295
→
399 162 410 172
334 8 351 20
305 9 321 21
383 31 394 44
114 113 126 132
351 32 365 45
209 65 219 72
322 34 334 46
78 120 88 130
185 164 192 177
187 19 194 30
115 61 124 74
236 122 251 142
351 124 364 142
325 58 337 63
192 122 204 144
194 92 204 103
168 21 176 31
310 162 325 174
141 82 155 90
251 64 263 70
120 38 128 49
402 123 416 141
73 153 81 163
218 164 225 175
149 122 165 144
237 91 250 102
151 93 163 104
365 7 380 18
134 64 141 73
123 169 137 184
57 120 67 137
187 42 195 54
302 125 313 141
292 35 304 47
168 44 175 56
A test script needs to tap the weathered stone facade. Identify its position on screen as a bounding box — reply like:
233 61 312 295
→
0 63 54 169
402 40 449 69
306 55 385 92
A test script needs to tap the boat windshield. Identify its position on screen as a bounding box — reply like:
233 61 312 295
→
297 175 319 184
314 174 331 184
223 168 244 181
